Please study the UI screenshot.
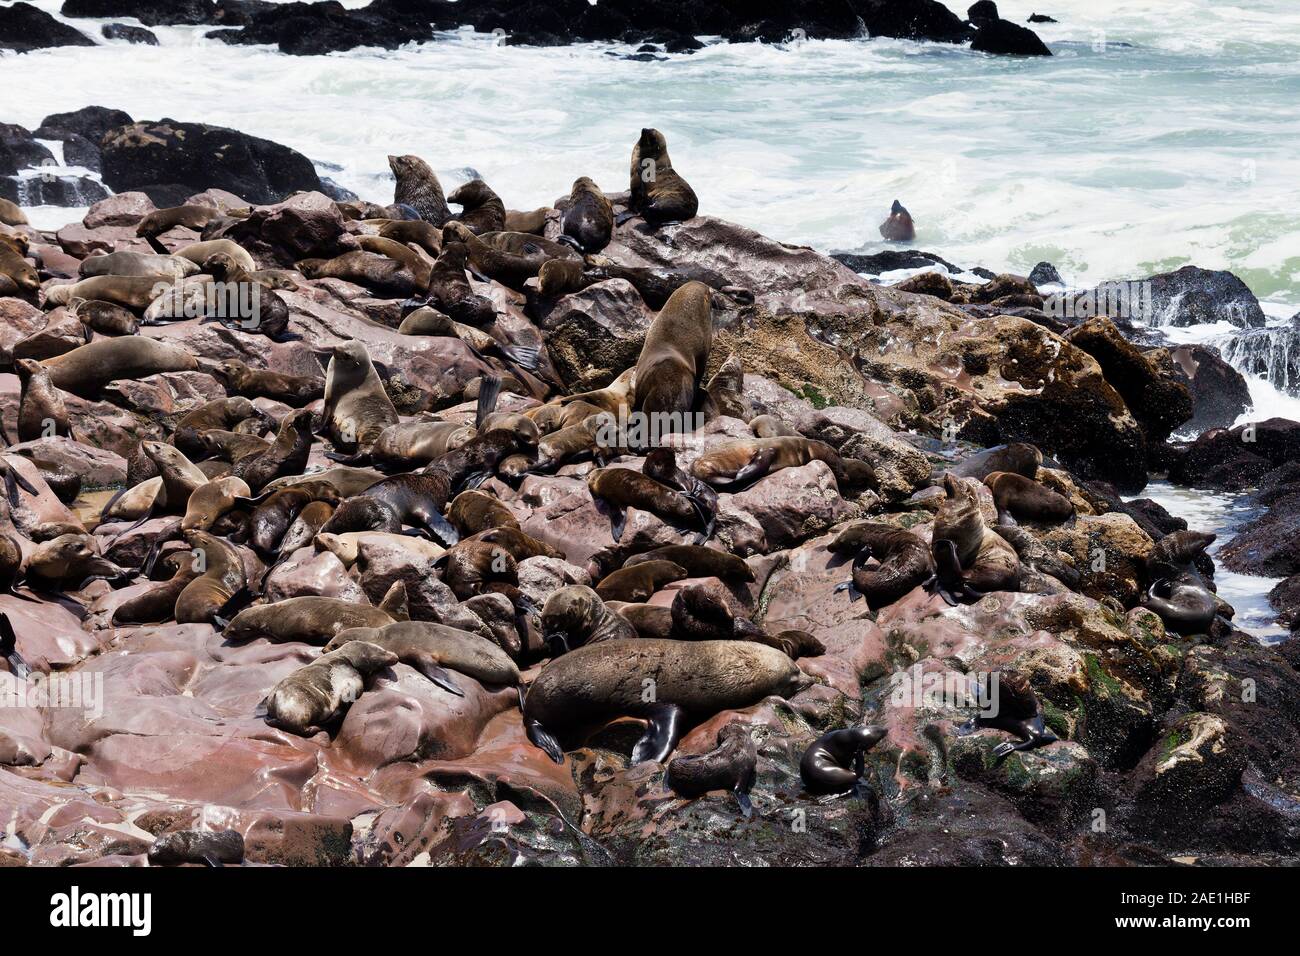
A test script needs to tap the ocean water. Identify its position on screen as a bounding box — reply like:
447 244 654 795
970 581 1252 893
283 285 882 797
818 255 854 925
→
2 0 1296 637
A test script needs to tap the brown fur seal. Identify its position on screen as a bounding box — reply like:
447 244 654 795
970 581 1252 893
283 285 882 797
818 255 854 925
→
79 250 198 280
829 522 934 610
69 297 139 336
956 671 1059 764
949 442 1042 482
587 467 703 542
353 235 433 288
372 420 475 469
14 359 69 443
279 499 335 556
174 530 247 626
40 337 197 398
217 359 323 407
434 539 522 603
232 409 316 492
443 222 579 292
606 600 674 639
173 396 265 458
199 429 269 463
247 482 341 554
142 441 208 512
173 239 256 272
633 280 712 429
878 200 915 242
642 447 717 539
0 198 27 227
983 471 1074 525
553 368 637 417
463 526 562 561
749 414 800 439
447 180 506 235
390 154 452 226
25 533 127 590
261 640 398 735
325 620 519 694
594 560 688 603
623 544 753 584
560 176 613 253
1141 530 1218 635
137 205 222 238
423 242 494 325
377 219 442 256
296 250 420 298
324 342 399 453
629 128 699 226
0 234 38 297
504 207 549 234
703 355 752 421
800 725 888 795
111 552 201 625
540 585 638 656
44 275 169 310
930 474 1021 605
691 436 874 490
448 489 519 536
181 476 252 532
667 722 758 814
225 589 406 645
523 638 809 763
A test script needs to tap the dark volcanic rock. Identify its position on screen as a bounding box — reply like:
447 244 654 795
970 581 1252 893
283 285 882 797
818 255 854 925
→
101 23 161 45
100 119 322 205
61 0 217 26
1168 418 1300 492
1170 344 1252 433
860 0 973 43
0 2 96 52
35 106 135 146
971 18 1051 55
0 124 54 175
1028 260 1062 286
211 0 438 55
833 249 964 275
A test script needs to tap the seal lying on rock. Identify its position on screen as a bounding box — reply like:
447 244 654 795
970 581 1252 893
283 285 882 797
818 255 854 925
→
667 722 758 815
147 829 244 868
830 522 934 610
929 473 1021 605
1141 530 1219 635
956 671 1059 765
522 638 809 764
325 620 520 696
225 587 408 645
983 471 1074 525
540 585 638 656
260 640 398 736
691 436 875 490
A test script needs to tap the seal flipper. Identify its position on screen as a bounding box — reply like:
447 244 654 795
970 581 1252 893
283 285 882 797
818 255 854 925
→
526 718 565 764
832 580 864 602
416 511 460 547
731 446 779 486
422 663 465 697
475 373 502 430
734 788 754 819
497 344 541 372
630 702 685 765
144 235 169 255
0 613 29 679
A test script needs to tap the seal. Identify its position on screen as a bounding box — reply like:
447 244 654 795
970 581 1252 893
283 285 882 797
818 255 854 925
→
371 420 475 469
623 544 754 584
641 447 717 539
1141 529 1219 634
148 829 244 868
43 274 169 310
948 442 1042 482
594 560 688 603
173 238 256 273
14 359 70 443
702 355 752 421
111 551 201 625
800 725 888 795
878 200 915 242
540 585 638 656
434 539 529 605
606 600 674 640
173 396 265 459
137 204 222 238
443 222 580 292
325 620 520 695
224 589 407 645
69 297 139 336
828 522 934 610
629 128 699 226
261 640 398 736
323 342 399 454
447 180 506 235
422 242 494 325
587 467 703 542
749 414 800 438
0 198 27 227
142 440 209 513
390 154 452 226
560 176 614 253
632 280 712 428
217 359 324 407
531 413 610 472
232 408 316 492
265 466 386 498
504 207 550 234
40 337 197 398
313 531 445 569
956 671 1059 764
247 482 340 554
463 526 563 561
377 218 443 256
992 525 1082 589
297 250 420 298
24 533 127 592
199 430 269 463
0 234 38 297
180 476 252 532
174 530 247 626
448 489 519 536
79 250 198 280
353 235 434 289
397 307 543 374
523 638 808 764
983 471 1074 525
690 436 875 490
929 473 1021 605
666 722 758 815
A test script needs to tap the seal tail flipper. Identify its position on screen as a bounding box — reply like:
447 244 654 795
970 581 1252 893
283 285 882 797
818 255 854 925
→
608 503 627 543
0 613 29 680
212 589 253 630
614 210 636 226
526 719 565 764
497 344 541 372
422 664 465 697
253 697 269 720
630 702 685 765
475 373 502 431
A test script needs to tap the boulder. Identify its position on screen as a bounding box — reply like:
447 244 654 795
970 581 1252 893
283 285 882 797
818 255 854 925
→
0 3 95 52
1170 344 1251 433
61 0 217 26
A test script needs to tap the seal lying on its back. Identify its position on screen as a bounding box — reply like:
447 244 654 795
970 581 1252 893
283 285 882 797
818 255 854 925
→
522 638 809 764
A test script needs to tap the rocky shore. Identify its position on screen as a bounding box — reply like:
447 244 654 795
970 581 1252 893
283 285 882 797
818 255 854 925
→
1 105 1297 868
2 0 1054 57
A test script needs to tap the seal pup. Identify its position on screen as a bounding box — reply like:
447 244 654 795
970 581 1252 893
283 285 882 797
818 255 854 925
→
180 476 253 532
691 436 875 490
666 722 758 816
371 419 475 469
390 154 452 226
642 447 717 539
992 524 1081 589
261 640 398 736
594 560 688 603
447 180 506 235
377 218 443 256
929 474 1021 605
224 590 407 645
172 239 256 272
325 620 520 694
606 601 674 640
14 359 69 443
247 482 340 555
632 280 712 431
173 396 265 459
956 671 1059 765
69 297 139 336
232 409 315 492
174 530 247 626
702 355 752 421
587 467 704 542
829 522 934 610
323 342 399 455
148 830 244 868
983 471 1074 525
423 242 495 325
559 176 614 253
24 533 128 593
878 200 915 242
623 544 753 584
111 552 201 625
629 128 699 226
522 638 808 764
540 585 638 656
448 489 519 536
800 725 888 795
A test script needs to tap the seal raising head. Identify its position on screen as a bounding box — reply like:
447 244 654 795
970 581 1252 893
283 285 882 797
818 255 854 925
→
389 154 452 227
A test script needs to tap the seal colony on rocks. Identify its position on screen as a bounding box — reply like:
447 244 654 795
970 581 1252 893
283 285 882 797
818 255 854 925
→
0 115 1289 871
